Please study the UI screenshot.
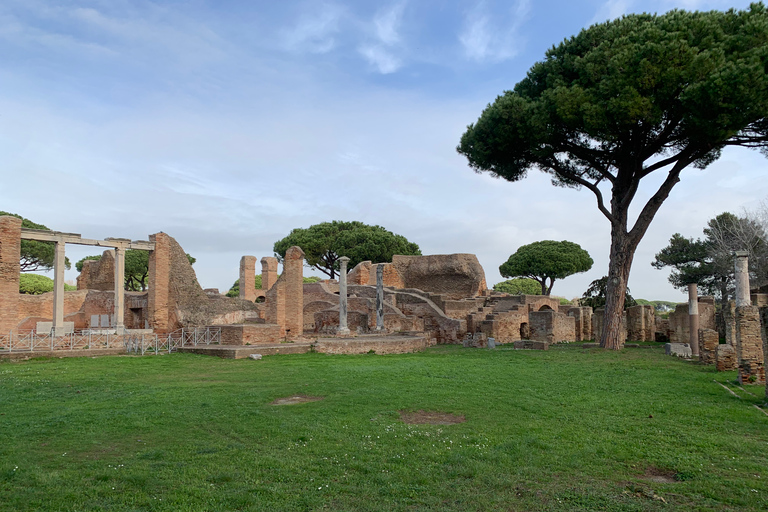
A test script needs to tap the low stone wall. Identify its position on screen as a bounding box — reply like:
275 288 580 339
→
217 324 282 345
314 334 432 355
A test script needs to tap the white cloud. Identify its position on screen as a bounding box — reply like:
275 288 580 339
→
373 1 406 45
358 1 407 74
358 44 401 73
281 3 344 54
459 0 530 62
591 0 633 24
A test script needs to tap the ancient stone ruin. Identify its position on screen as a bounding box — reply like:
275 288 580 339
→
3 213 768 374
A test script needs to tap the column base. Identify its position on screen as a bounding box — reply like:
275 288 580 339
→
337 328 351 336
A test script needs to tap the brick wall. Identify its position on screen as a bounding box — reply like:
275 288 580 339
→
76 250 115 291
0 216 21 334
261 257 278 291
627 304 655 341
530 310 576 343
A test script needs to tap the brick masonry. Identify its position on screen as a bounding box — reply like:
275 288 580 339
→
736 306 764 385
76 250 115 291
265 246 304 339
218 324 282 345
716 344 738 371
530 310 575 343
0 216 21 334
626 304 655 341
239 255 257 302
698 328 719 365
261 257 278 291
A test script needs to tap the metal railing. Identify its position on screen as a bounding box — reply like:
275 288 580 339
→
1 327 221 356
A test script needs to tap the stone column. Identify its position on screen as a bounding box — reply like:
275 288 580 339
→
688 283 699 356
283 246 304 339
239 255 257 301
376 264 384 331
52 240 66 336
338 256 350 336
261 257 278 291
734 251 751 307
0 216 22 335
114 246 126 334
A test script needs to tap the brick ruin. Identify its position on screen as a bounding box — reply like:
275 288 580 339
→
4 213 768 369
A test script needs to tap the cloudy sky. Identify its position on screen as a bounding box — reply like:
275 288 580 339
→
2 0 766 301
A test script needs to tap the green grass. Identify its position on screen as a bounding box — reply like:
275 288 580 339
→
1 345 767 511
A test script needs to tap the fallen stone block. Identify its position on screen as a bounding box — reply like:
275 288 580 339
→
248 354 263 360
665 343 692 359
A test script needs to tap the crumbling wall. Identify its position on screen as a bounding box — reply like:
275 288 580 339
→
736 305 764 384
669 299 715 344
529 310 576 344
627 305 655 341
345 254 486 300
592 308 627 343
698 328 718 365
567 306 593 341
76 250 115 291
265 246 304 339
0 216 21 334
148 232 260 333
478 308 528 343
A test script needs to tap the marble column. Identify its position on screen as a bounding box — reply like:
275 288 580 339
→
114 246 126 334
338 256 350 336
688 283 699 356
734 251 751 307
52 240 66 336
376 264 384 331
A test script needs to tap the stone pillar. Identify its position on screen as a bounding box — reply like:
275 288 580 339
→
239 255 257 302
376 264 384 331
734 251 751 307
698 328 718 365
114 246 126 333
283 246 304 339
0 216 22 335
736 305 764 385
688 283 699 356
148 233 171 333
51 240 67 336
337 256 350 336
261 257 278 291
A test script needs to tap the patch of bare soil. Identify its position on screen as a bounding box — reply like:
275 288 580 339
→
642 466 678 484
399 410 465 425
270 395 324 405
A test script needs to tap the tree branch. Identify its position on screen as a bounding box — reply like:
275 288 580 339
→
552 165 615 223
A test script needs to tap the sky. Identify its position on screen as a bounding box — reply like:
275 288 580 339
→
1 0 767 302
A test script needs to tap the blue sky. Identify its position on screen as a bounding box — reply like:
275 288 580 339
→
2 0 766 301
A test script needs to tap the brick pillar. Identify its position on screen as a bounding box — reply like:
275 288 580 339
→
148 233 171 333
261 257 278 291
736 306 764 385
283 246 304 339
698 328 718 365
0 216 21 334
239 255 257 302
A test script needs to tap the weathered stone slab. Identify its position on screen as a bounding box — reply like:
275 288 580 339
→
664 343 692 359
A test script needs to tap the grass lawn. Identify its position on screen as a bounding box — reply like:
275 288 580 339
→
1 345 767 511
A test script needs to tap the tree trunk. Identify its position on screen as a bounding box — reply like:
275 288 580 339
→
600 230 635 350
